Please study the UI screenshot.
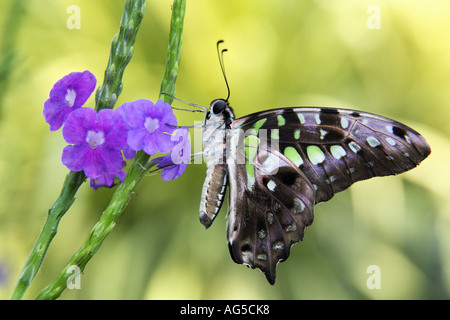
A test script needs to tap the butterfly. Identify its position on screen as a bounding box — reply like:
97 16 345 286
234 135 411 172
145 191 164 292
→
197 42 431 285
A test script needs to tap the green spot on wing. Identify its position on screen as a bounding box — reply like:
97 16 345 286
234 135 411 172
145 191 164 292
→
284 146 303 167
253 118 267 134
244 135 260 147
348 141 361 153
244 135 259 160
307 145 325 165
297 113 306 124
366 136 381 147
330 145 346 159
245 161 254 178
245 146 257 160
271 129 279 140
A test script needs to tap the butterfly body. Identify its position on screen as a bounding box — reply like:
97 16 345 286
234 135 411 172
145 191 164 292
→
200 99 430 284
199 100 234 228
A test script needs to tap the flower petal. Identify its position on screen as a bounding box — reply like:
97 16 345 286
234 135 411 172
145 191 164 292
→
117 99 179 156
70 71 97 108
155 100 177 133
43 71 96 131
160 163 186 181
90 170 127 190
61 144 91 172
80 150 104 178
62 107 96 144
98 147 127 174
127 128 148 151
97 109 127 149
153 131 174 154
170 128 191 164
122 145 136 160
82 147 125 179
154 154 187 181
142 134 159 155
43 98 69 131
117 99 152 128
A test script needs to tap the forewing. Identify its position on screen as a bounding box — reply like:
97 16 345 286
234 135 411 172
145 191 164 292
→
232 107 431 204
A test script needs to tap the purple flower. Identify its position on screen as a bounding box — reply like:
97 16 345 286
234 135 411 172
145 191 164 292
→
43 71 96 131
170 128 191 164
154 155 187 181
61 107 127 180
117 99 177 156
89 169 127 190
154 128 191 181
121 143 136 161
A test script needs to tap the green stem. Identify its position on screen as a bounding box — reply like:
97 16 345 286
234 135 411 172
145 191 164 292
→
35 0 186 300
10 0 146 300
10 171 85 300
159 0 185 103
95 0 146 111
36 152 151 300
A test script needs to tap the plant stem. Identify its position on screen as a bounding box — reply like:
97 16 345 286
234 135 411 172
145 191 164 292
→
35 0 186 300
10 171 86 300
159 0 185 103
36 151 151 300
10 0 146 300
95 0 146 111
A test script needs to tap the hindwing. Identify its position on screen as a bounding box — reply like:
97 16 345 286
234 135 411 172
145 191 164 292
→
226 135 315 284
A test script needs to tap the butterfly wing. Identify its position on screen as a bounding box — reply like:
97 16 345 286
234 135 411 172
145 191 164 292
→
227 106 430 283
226 136 315 284
232 107 431 204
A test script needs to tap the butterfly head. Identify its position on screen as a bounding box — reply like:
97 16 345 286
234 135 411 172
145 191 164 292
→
204 98 235 127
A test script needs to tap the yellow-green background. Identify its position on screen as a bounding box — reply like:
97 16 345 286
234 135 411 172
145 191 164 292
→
0 0 449 299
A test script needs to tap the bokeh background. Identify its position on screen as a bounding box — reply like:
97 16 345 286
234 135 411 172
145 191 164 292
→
0 0 449 300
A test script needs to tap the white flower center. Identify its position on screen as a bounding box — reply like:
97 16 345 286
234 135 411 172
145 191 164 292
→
65 88 77 107
86 130 105 149
144 117 160 133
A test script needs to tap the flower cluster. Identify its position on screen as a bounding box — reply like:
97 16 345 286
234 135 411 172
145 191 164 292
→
43 71 190 189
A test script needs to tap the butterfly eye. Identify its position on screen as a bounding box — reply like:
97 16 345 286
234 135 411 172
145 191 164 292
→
211 99 227 115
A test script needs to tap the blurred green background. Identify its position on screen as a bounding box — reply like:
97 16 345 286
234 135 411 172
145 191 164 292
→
0 0 449 300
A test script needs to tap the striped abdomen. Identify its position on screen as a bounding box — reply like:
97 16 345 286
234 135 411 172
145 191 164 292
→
199 163 228 228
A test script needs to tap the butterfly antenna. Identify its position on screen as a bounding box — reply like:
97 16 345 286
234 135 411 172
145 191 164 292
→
166 123 200 129
217 40 231 101
190 152 204 163
171 106 205 113
161 92 208 112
